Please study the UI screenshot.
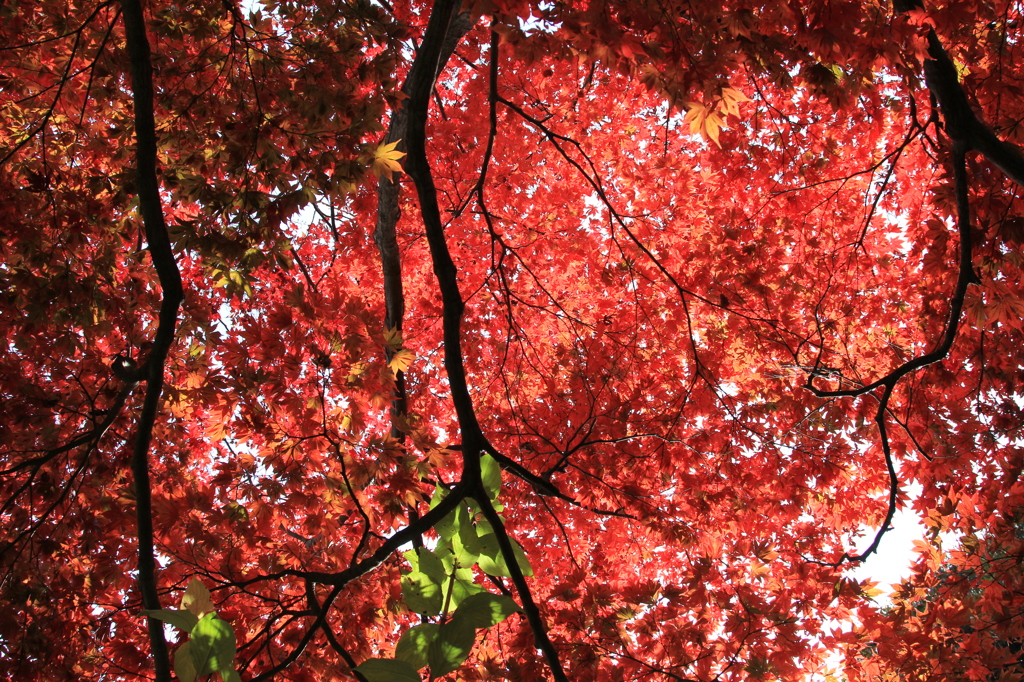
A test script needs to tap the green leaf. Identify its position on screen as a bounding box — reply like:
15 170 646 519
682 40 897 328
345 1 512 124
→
451 592 522 629
175 640 198 682
403 548 420 573
395 623 439 670
428 484 446 510
480 454 502 500
512 538 534 577
189 614 236 677
402 571 443 615
434 544 456 572
476 535 534 577
140 608 199 633
476 534 505 577
428 615 477 677
449 569 485 611
435 506 458 541
353 658 422 682
415 547 448 585
219 670 242 682
475 513 495 537
453 504 481 566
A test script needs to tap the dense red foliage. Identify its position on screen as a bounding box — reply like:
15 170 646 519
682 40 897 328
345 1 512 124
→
3 0 1024 679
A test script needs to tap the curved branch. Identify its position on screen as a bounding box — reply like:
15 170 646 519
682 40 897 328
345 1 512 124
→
0 379 136 478
375 7 473 438
121 0 186 678
398 4 573 678
228 483 466 584
807 140 974 566
402 0 485 462
805 139 977 399
239 487 465 677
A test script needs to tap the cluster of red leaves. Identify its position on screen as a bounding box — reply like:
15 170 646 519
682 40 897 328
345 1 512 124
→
3 0 1024 680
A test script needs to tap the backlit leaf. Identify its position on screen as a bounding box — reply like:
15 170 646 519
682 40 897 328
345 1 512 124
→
181 579 215 618
372 141 406 180
395 623 439 669
402 571 443 616
450 592 522 629
189 614 236 677
427 616 476 677
140 608 199 633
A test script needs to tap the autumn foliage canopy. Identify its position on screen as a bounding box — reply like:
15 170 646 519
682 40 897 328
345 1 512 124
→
5 0 1024 679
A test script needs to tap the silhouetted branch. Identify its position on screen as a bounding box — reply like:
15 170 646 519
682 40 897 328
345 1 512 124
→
893 0 1024 185
807 139 974 566
122 0 187 677
375 4 473 438
805 138 978 400
475 491 569 682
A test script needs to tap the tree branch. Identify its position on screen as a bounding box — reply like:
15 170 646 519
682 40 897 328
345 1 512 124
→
121 0 186 678
402 0 486 464
474 491 569 682
805 138 977 399
375 6 473 438
894 0 1024 186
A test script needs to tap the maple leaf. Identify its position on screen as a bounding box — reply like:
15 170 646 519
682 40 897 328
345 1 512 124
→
383 326 404 352
683 101 725 148
372 140 406 180
388 348 416 373
718 86 750 118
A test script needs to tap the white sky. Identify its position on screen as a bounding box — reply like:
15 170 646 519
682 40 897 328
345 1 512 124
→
850 500 926 597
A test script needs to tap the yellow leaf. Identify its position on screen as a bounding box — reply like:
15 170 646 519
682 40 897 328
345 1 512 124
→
372 140 405 180
683 103 723 147
388 348 416 373
860 580 886 598
705 111 723 147
719 86 750 117
382 326 403 352
683 101 707 136
181 578 214 618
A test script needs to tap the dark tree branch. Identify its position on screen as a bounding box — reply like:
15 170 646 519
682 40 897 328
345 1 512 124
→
474 491 569 682
396 4 572 679
121 0 186 678
402 0 486 464
894 0 1024 186
808 383 901 567
807 140 974 566
228 482 465 585
0 379 135 478
251 584 345 681
485 445 635 518
806 142 978 398
374 5 473 439
305 582 370 682
225 485 464 677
